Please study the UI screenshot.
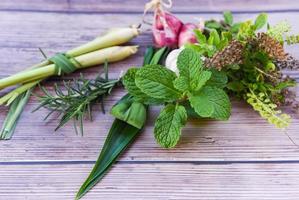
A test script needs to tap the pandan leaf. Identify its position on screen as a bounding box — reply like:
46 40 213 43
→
76 118 141 199
143 47 154 65
111 98 147 129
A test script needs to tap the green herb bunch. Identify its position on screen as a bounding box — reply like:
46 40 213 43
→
189 12 298 128
34 63 120 135
122 48 230 148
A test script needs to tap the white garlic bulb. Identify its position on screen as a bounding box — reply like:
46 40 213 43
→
165 48 184 75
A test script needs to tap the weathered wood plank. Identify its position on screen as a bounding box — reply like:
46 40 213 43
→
1 0 299 13
0 163 299 200
1 95 299 162
0 12 299 162
1 12 299 75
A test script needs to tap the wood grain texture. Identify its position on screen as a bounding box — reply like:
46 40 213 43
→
1 163 299 200
0 11 299 162
1 0 299 13
1 1 299 199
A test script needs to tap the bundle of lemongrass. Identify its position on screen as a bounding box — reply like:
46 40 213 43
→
0 26 139 139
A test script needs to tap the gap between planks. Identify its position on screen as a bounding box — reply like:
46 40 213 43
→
2 160 299 166
3 8 299 15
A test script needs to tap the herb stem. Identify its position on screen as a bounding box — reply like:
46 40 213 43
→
254 66 276 79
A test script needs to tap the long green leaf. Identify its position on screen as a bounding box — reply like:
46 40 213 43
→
76 118 141 199
0 89 32 140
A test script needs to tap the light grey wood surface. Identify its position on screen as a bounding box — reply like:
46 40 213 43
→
0 1 299 199
1 163 299 200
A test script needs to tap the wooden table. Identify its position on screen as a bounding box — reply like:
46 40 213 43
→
1 1 299 199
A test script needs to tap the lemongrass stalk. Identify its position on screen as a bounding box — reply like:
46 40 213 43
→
4 26 139 78
66 27 139 57
0 46 138 90
0 80 40 105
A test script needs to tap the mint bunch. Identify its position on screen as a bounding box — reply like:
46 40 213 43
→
122 48 231 148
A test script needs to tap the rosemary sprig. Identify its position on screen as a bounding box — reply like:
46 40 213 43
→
33 63 120 135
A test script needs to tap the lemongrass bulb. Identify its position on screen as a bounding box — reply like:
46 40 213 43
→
67 26 140 57
75 46 138 68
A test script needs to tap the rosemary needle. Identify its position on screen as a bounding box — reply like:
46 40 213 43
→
33 65 120 135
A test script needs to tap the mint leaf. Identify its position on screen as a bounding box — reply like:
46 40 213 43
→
189 86 231 120
154 104 187 148
177 48 203 74
192 70 212 91
223 11 233 25
254 13 267 30
135 65 181 101
122 68 148 101
174 70 211 93
122 68 162 104
176 48 211 92
173 76 189 92
206 68 228 88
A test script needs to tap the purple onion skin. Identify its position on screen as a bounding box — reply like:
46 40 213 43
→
178 23 199 47
153 10 183 48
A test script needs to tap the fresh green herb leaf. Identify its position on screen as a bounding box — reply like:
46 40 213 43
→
227 81 245 92
143 47 155 65
176 48 211 91
205 20 222 29
76 118 141 200
206 68 228 88
193 71 212 91
230 22 241 33
0 89 32 140
135 65 181 101
122 68 161 104
111 96 146 129
254 13 268 30
122 68 147 101
237 21 255 40
154 104 187 148
194 29 207 43
173 76 189 92
189 86 231 120
223 11 233 25
150 47 167 65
